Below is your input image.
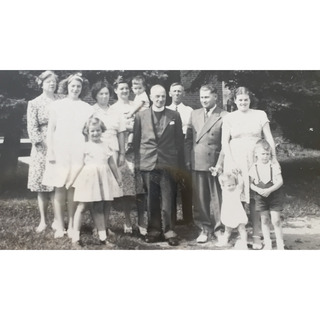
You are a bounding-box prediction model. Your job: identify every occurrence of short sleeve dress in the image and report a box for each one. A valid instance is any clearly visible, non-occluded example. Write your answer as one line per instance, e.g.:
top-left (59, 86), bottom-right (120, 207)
top-left (109, 101), bottom-right (144, 195)
top-left (222, 109), bottom-right (269, 203)
top-left (27, 93), bottom-right (61, 192)
top-left (73, 141), bottom-right (122, 202)
top-left (92, 104), bottom-right (126, 158)
top-left (42, 98), bottom-right (93, 188)
top-left (92, 103), bottom-right (125, 198)
top-left (221, 188), bottom-right (248, 229)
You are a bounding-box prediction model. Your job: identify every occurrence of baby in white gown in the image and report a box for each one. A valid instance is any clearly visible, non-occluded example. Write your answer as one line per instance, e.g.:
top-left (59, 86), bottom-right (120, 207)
top-left (216, 172), bottom-right (248, 249)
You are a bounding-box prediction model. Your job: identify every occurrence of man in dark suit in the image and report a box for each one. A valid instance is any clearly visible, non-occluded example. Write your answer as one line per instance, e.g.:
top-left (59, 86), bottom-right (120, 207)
top-left (185, 84), bottom-right (228, 243)
top-left (133, 84), bottom-right (184, 246)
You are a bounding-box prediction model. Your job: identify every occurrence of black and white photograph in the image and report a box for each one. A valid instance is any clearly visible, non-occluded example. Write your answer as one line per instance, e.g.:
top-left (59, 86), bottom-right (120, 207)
top-left (1, 70), bottom-right (319, 250)
top-left (1, 1), bottom-right (319, 320)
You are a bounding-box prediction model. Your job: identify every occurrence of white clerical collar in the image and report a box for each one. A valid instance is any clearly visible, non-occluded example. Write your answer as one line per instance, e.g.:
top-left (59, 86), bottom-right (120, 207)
top-left (152, 105), bottom-right (165, 112)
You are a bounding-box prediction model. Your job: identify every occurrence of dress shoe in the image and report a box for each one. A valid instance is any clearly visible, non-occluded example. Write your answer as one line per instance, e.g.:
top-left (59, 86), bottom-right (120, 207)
top-left (167, 237), bottom-right (179, 246)
top-left (176, 219), bottom-right (194, 226)
top-left (54, 229), bottom-right (65, 239)
top-left (107, 229), bottom-right (117, 243)
top-left (145, 234), bottom-right (163, 243)
top-left (36, 223), bottom-right (47, 233)
top-left (215, 234), bottom-right (229, 247)
top-left (138, 225), bottom-right (147, 236)
top-left (196, 231), bottom-right (209, 243)
top-left (123, 224), bottom-right (133, 234)
top-left (252, 235), bottom-right (263, 250)
top-left (67, 228), bottom-right (74, 239)
top-left (51, 220), bottom-right (58, 231)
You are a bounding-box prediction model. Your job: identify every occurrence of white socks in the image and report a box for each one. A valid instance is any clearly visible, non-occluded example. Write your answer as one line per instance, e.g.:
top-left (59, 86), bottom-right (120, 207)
top-left (72, 231), bottom-right (80, 243)
top-left (98, 230), bottom-right (107, 241)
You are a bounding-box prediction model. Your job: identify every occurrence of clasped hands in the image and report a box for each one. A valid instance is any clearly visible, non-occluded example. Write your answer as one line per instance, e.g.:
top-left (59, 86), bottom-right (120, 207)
top-left (254, 187), bottom-right (272, 198)
top-left (209, 166), bottom-right (223, 176)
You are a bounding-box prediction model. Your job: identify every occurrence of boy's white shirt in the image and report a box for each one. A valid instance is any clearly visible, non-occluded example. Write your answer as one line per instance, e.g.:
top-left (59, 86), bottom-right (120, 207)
top-left (250, 160), bottom-right (282, 184)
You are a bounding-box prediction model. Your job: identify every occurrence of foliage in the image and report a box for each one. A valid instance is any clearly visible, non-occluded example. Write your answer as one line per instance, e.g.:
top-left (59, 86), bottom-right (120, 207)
top-left (190, 71), bottom-right (320, 149)
top-left (83, 70), bottom-right (178, 93)
top-left (0, 70), bottom-right (177, 115)
top-left (2, 70), bottom-right (320, 148)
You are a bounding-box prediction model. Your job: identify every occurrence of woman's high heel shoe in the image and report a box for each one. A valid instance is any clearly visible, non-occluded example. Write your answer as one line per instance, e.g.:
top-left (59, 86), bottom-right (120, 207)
top-left (138, 225), bottom-right (147, 236)
top-left (124, 224), bottom-right (133, 234)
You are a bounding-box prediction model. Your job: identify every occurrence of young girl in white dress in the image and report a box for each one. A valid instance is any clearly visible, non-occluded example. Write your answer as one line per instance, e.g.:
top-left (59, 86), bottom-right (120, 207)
top-left (70, 117), bottom-right (122, 246)
top-left (215, 172), bottom-right (248, 249)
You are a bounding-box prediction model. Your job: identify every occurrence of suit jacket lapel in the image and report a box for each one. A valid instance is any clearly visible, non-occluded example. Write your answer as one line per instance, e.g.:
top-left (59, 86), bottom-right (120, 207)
top-left (161, 109), bottom-right (172, 134)
top-left (157, 109), bottom-right (172, 138)
top-left (149, 109), bottom-right (159, 143)
top-left (196, 108), bottom-right (222, 143)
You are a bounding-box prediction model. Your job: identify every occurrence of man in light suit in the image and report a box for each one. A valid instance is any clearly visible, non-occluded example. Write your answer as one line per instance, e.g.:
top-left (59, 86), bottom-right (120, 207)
top-left (133, 85), bottom-right (184, 246)
top-left (185, 84), bottom-right (228, 243)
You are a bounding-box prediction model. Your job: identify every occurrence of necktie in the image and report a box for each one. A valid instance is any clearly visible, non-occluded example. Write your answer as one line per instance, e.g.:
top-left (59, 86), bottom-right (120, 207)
top-left (205, 108), bottom-right (210, 120)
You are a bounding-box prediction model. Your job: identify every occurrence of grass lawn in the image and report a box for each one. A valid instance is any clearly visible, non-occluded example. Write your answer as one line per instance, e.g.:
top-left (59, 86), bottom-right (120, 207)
top-left (1, 146), bottom-right (320, 250)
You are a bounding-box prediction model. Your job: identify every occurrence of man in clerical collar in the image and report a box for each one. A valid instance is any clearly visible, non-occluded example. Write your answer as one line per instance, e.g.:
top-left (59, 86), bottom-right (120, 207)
top-left (133, 85), bottom-right (184, 246)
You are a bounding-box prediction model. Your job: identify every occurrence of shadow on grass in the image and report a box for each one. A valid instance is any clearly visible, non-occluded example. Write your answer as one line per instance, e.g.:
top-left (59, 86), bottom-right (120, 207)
top-left (280, 157), bottom-right (320, 217)
top-left (0, 161), bottom-right (33, 199)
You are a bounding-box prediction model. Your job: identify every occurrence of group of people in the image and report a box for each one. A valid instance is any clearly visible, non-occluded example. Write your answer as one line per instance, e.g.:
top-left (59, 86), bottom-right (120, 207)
top-left (27, 71), bottom-right (285, 249)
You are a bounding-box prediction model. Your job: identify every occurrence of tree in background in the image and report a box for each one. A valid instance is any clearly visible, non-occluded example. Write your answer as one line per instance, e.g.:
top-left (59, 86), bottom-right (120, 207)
top-left (0, 71), bottom-right (35, 189)
top-left (83, 70), bottom-right (180, 104)
top-left (0, 70), bottom-right (180, 189)
top-left (190, 70), bottom-right (320, 149)
top-left (2, 69), bottom-right (319, 191)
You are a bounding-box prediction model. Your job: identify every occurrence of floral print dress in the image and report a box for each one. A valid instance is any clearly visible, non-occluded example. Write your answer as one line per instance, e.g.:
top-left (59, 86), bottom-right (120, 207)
top-left (27, 94), bottom-right (60, 192)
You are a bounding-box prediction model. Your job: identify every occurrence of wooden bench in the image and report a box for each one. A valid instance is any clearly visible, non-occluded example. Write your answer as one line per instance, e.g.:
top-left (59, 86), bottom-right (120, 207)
top-left (0, 137), bottom-right (32, 157)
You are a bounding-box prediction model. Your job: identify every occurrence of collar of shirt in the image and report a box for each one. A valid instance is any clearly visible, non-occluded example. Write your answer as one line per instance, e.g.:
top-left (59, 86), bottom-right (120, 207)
top-left (205, 104), bottom-right (217, 117)
top-left (152, 105), bottom-right (165, 112)
top-left (167, 102), bottom-right (184, 111)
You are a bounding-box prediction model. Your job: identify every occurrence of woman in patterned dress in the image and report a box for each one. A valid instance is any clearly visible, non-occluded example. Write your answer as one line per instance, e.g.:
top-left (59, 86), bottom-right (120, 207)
top-left (109, 76), bottom-right (147, 235)
top-left (43, 73), bottom-right (93, 238)
top-left (222, 86), bottom-right (277, 249)
top-left (27, 71), bottom-right (60, 233)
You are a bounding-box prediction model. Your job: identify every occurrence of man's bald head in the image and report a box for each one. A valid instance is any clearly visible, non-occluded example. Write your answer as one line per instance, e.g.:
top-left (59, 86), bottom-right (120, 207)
top-left (150, 85), bottom-right (167, 109)
top-left (150, 84), bottom-right (166, 96)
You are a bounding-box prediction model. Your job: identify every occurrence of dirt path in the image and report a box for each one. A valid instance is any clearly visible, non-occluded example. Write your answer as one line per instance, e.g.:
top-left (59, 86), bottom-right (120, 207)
top-left (104, 215), bottom-right (320, 250)
top-left (282, 216), bottom-right (320, 250)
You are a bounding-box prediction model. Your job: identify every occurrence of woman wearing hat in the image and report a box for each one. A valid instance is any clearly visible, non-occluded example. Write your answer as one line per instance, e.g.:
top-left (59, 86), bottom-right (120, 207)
top-left (43, 73), bottom-right (93, 238)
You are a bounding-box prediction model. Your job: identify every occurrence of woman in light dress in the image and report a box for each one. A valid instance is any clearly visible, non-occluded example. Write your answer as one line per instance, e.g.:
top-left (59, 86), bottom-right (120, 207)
top-left (43, 73), bottom-right (93, 238)
top-left (27, 71), bottom-right (61, 232)
top-left (221, 87), bottom-right (277, 249)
